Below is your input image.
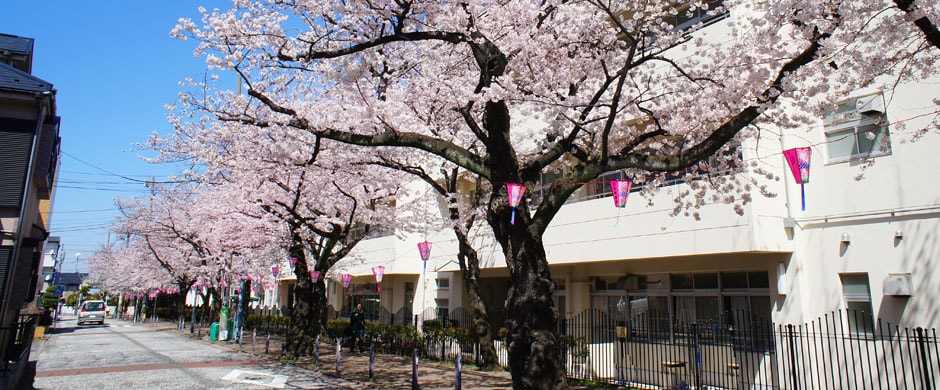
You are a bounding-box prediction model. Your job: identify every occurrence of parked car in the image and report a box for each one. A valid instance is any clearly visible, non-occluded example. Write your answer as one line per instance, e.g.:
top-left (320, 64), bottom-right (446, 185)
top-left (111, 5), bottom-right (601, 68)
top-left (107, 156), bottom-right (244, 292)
top-left (78, 300), bottom-right (106, 325)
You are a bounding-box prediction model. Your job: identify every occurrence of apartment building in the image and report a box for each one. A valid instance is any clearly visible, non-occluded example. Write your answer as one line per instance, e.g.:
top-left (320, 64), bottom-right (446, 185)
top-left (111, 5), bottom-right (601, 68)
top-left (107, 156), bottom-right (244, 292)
top-left (0, 33), bottom-right (60, 389)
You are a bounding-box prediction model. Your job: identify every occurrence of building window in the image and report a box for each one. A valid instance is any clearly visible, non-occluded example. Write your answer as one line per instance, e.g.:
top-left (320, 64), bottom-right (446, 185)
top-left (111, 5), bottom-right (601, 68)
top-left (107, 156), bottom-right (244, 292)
top-left (435, 298), bottom-right (449, 319)
top-left (665, 0), bottom-right (728, 32)
top-left (435, 278), bottom-right (450, 289)
top-left (824, 94), bottom-right (891, 163)
top-left (405, 282), bottom-right (415, 309)
top-left (841, 273), bottom-right (875, 335)
top-left (591, 271), bottom-right (771, 342)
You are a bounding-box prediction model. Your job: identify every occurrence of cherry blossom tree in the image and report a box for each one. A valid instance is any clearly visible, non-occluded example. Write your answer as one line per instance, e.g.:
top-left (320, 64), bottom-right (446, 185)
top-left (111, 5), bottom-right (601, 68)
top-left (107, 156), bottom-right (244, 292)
top-left (97, 182), bottom-right (284, 324)
top-left (150, 112), bottom-right (401, 358)
top-left (173, 1), bottom-right (939, 387)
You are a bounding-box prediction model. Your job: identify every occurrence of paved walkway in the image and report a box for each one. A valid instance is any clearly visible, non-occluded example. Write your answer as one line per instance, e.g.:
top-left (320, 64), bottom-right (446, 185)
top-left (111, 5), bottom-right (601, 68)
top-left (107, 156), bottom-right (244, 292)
top-left (138, 319), bottom-right (516, 389)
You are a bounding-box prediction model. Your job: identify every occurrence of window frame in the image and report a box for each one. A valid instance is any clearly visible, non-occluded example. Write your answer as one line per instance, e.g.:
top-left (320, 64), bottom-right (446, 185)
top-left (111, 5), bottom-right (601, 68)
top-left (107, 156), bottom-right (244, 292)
top-left (840, 273), bottom-right (875, 336)
top-left (823, 94), bottom-right (892, 163)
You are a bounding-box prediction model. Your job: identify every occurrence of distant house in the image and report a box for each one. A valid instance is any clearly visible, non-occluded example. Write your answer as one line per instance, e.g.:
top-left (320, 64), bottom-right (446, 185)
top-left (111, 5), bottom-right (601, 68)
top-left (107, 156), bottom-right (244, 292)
top-left (0, 32), bottom-right (61, 390)
top-left (56, 272), bottom-right (87, 293)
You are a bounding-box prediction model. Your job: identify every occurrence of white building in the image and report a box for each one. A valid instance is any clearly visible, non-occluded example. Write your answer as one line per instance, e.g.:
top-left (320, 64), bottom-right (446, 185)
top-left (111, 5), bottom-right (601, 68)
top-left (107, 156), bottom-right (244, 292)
top-left (264, 4), bottom-right (939, 387)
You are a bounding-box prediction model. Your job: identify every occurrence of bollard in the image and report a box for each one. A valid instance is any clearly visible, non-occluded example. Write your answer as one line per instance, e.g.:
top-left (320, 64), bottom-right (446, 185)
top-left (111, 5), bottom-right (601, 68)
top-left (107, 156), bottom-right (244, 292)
top-left (314, 334), bottom-right (320, 367)
top-left (336, 339), bottom-right (342, 373)
top-left (455, 348), bottom-right (462, 390)
top-left (412, 346), bottom-right (420, 390)
top-left (265, 328), bottom-right (270, 354)
top-left (412, 314), bottom-right (419, 390)
top-left (369, 341), bottom-right (375, 380)
top-left (252, 328), bottom-right (256, 353)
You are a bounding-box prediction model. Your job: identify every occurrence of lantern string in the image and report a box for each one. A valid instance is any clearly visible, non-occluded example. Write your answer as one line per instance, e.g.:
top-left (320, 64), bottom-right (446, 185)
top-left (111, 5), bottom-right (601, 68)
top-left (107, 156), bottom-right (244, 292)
top-left (481, 108), bottom-right (938, 191)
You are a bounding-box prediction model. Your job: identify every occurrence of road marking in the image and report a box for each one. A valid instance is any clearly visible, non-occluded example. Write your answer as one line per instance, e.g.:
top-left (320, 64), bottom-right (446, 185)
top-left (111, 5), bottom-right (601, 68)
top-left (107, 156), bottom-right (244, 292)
top-left (221, 369), bottom-right (288, 388)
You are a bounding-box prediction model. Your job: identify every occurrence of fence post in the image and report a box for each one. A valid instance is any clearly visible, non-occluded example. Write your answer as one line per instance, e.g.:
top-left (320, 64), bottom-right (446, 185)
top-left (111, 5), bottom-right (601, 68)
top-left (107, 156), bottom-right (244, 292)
top-left (787, 324), bottom-right (799, 389)
top-left (916, 327), bottom-right (932, 389)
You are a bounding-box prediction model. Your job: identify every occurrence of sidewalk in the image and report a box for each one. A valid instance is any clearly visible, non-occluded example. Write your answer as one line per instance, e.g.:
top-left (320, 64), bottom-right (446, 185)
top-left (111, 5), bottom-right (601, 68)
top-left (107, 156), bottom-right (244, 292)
top-left (142, 319), bottom-right (516, 389)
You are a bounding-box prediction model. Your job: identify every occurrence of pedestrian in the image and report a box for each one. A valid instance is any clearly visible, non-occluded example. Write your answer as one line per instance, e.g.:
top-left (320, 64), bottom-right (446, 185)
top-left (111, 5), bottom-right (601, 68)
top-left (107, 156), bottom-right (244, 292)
top-left (349, 303), bottom-right (365, 353)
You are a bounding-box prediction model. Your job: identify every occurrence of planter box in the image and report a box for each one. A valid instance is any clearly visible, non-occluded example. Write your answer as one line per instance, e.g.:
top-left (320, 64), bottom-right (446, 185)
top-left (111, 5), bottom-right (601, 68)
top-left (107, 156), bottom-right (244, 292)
top-left (34, 326), bottom-right (46, 339)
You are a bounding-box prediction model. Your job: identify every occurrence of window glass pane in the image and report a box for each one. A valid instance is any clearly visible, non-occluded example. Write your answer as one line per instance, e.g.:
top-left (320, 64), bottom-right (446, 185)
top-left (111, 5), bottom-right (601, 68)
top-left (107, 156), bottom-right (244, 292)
top-left (841, 274), bottom-right (871, 297)
top-left (675, 296), bottom-right (695, 323)
top-left (721, 272), bottom-right (748, 289)
top-left (694, 273), bottom-right (719, 289)
top-left (856, 123), bottom-right (881, 155)
top-left (872, 125), bottom-right (891, 154)
top-left (748, 272), bottom-right (769, 289)
top-left (827, 128), bottom-right (857, 159)
top-left (671, 273), bottom-right (694, 290)
top-left (749, 296), bottom-right (772, 323)
top-left (695, 296), bottom-right (721, 323)
top-left (846, 300), bottom-right (875, 334)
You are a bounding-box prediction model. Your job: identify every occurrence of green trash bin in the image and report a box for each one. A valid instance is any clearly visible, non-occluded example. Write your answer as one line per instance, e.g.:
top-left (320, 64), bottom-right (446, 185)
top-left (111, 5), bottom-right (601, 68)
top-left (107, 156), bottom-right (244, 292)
top-left (209, 322), bottom-right (219, 341)
top-left (226, 319), bottom-right (235, 341)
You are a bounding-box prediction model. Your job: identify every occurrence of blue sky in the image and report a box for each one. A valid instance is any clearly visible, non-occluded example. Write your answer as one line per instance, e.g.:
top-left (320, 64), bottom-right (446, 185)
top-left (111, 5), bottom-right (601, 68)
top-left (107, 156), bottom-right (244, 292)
top-left (6, 2), bottom-right (230, 272)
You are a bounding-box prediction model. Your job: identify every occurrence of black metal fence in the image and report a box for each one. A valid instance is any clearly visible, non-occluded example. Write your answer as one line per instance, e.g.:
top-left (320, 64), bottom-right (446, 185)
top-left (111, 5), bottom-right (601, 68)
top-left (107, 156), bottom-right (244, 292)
top-left (317, 307), bottom-right (936, 389)
top-left (234, 305), bottom-right (939, 389)
top-left (778, 311), bottom-right (940, 389)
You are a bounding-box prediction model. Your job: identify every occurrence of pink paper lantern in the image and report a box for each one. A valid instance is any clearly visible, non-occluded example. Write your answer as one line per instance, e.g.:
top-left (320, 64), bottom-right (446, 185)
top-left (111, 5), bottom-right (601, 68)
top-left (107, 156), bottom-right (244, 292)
top-left (372, 265), bottom-right (386, 293)
top-left (310, 270), bottom-right (321, 292)
top-left (506, 183), bottom-right (526, 225)
top-left (289, 257), bottom-right (297, 269)
top-left (610, 180), bottom-right (633, 208)
top-left (341, 273), bottom-right (353, 288)
top-left (783, 147), bottom-right (811, 211)
top-left (417, 241), bottom-right (432, 273)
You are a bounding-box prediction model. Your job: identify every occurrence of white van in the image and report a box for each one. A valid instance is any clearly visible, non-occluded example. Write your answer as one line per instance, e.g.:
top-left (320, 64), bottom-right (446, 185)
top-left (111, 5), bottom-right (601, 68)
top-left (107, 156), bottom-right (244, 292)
top-left (78, 300), bottom-right (106, 325)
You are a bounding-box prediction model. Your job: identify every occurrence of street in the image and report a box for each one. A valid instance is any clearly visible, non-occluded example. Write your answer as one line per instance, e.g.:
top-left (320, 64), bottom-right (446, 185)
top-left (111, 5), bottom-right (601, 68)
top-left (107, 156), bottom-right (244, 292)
top-left (30, 315), bottom-right (358, 389)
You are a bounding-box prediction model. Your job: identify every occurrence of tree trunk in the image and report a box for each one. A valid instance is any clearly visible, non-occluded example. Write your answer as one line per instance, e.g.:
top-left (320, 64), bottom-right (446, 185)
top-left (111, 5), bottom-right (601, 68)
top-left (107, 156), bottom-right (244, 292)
top-left (454, 229), bottom-right (501, 371)
top-left (483, 97), bottom-right (568, 388)
top-left (281, 245), bottom-right (319, 359)
top-left (499, 230), bottom-right (566, 389)
top-left (463, 267), bottom-right (501, 371)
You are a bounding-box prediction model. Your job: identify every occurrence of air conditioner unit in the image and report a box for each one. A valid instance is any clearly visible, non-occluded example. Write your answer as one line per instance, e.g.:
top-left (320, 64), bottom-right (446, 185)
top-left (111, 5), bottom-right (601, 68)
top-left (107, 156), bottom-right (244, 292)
top-left (883, 273), bottom-right (913, 296)
top-left (856, 95), bottom-right (885, 115)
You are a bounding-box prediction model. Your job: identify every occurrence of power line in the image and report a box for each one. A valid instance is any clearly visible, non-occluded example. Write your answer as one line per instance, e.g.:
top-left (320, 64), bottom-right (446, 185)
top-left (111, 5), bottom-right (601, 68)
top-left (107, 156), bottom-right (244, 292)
top-left (61, 151), bottom-right (197, 185)
top-left (42, 208), bottom-right (119, 214)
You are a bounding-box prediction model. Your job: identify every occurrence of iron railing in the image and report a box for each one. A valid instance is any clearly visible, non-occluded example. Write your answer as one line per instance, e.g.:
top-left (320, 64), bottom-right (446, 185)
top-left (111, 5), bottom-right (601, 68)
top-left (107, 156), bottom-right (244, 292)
top-left (0, 313), bottom-right (37, 373)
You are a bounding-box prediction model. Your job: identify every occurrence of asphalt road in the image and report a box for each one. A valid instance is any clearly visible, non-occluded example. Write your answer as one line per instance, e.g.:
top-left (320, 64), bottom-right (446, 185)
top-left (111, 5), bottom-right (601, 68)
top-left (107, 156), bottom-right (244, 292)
top-left (30, 314), bottom-right (359, 389)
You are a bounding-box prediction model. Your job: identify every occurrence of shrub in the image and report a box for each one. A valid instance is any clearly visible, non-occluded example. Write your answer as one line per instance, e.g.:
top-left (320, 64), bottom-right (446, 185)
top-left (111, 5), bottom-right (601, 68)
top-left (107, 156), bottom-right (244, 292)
top-left (38, 310), bottom-right (53, 327)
